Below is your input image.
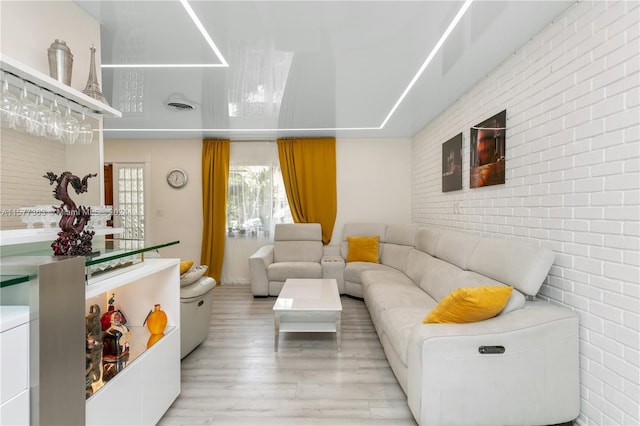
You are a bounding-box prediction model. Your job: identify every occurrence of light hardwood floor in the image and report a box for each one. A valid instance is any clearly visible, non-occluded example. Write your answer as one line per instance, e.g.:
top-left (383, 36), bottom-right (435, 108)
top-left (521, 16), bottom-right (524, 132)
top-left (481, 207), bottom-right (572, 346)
top-left (159, 284), bottom-right (418, 426)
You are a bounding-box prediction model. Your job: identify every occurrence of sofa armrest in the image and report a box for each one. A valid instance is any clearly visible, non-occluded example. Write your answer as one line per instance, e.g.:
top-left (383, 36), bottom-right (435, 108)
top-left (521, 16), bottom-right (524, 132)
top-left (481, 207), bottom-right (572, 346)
top-left (249, 245), bottom-right (274, 296)
top-left (321, 255), bottom-right (345, 293)
top-left (407, 302), bottom-right (580, 426)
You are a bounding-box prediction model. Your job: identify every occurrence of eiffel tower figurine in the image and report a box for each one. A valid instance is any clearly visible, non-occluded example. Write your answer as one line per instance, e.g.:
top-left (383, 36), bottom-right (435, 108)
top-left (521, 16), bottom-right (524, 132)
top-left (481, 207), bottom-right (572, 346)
top-left (83, 44), bottom-right (109, 106)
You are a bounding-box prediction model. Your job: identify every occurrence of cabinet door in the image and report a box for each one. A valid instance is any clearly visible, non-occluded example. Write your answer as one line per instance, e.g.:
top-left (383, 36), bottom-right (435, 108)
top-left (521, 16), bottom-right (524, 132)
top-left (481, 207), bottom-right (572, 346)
top-left (0, 323), bottom-right (29, 405)
top-left (141, 329), bottom-right (180, 425)
top-left (86, 362), bottom-right (142, 425)
top-left (0, 390), bottom-right (29, 426)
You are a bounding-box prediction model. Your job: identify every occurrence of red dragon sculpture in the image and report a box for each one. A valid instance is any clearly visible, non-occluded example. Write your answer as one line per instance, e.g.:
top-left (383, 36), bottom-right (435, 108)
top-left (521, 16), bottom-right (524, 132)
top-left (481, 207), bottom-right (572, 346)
top-left (44, 171), bottom-right (97, 256)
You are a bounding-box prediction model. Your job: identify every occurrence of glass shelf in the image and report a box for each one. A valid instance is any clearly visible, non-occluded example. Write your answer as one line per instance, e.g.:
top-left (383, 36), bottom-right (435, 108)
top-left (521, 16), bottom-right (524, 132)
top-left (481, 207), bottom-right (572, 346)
top-left (86, 239), bottom-right (179, 282)
top-left (0, 239), bottom-right (179, 284)
top-left (0, 274), bottom-right (31, 288)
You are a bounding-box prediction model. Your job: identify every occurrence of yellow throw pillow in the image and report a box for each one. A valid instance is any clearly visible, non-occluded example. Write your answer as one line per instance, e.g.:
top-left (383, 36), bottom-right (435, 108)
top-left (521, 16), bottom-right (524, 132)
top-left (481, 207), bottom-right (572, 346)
top-left (346, 236), bottom-right (379, 263)
top-left (423, 286), bottom-right (513, 324)
top-left (180, 260), bottom-right (194, 275)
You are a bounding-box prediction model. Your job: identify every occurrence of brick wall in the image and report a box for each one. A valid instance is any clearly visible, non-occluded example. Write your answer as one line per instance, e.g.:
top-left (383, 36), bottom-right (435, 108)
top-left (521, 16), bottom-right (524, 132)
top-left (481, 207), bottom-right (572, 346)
top-left (412, 1), bottom-right (639, 425)
top-left (0, 128), bottom-right (66, 229)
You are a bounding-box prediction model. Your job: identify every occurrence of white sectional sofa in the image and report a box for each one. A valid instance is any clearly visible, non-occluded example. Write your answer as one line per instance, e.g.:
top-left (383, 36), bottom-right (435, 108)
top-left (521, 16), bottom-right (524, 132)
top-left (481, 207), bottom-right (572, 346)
top-left (250, 222), bottom-right (580, 425)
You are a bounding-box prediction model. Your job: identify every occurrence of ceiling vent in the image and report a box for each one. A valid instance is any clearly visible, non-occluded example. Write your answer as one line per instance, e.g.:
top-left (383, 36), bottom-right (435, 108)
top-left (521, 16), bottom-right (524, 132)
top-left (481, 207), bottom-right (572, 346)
top-left (165, 93), bottom-right (198, 112)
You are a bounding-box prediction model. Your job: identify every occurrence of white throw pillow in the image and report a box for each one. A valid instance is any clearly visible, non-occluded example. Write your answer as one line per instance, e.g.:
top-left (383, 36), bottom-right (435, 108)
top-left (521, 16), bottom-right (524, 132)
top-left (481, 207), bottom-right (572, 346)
top-left (180, 265), bottom-right (208, 287)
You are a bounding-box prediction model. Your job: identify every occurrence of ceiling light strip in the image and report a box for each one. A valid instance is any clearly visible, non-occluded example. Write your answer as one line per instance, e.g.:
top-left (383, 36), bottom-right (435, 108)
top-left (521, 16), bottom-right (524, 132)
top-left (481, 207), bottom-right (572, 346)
top-left (179, 0), bottom-right (228, 67)
top-left (379, 0), bottom-right (474, 129)
top-left (104, 127), bottom-right (380, 133)
top-left (102, 64), bottom-right (227, 69)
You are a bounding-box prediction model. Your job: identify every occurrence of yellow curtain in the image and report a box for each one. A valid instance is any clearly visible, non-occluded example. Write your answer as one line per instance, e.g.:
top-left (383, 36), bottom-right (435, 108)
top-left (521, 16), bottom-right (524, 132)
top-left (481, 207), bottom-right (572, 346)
top-left (277, 137), bottom-right (337, 244)
top-left (201, 139), bottom-right (230, 283)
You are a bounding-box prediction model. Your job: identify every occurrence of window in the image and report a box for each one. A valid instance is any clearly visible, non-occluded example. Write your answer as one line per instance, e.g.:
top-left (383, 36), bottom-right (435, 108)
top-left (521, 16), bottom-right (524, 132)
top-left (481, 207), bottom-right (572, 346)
top-left (113, 163), bottom-right (145, 240)
top-left (226, 142), bottom-right (292, 239)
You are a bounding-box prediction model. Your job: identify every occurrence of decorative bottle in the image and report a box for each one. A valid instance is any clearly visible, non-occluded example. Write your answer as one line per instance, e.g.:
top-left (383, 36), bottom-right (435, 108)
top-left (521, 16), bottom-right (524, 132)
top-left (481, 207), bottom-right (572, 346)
top-left (102, 311), bottom-right (130, 362)
top-left (146, 304), bottom-right (168, 335)
top-left (145, 304), bottom-right (167, 348)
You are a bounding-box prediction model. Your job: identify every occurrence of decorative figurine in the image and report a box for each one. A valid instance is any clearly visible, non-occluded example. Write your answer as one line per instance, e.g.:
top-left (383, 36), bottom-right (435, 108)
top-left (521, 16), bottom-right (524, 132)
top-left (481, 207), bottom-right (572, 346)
top-left (85, 304), bottom-right (103, 397)
top-left (82, 45), bottom-right (109, 105)
top-left (44, 171), bottom-right (97, 256)
top-left (102, 311), bottom-right (130, 363)
top-left (100, 293), bottom-right (127, 331)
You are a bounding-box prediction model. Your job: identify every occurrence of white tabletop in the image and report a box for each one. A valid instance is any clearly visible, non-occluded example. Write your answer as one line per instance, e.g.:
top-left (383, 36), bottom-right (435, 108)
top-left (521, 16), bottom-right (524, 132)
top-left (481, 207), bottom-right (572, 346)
top-left (273, 279), bottom-right (341, 312)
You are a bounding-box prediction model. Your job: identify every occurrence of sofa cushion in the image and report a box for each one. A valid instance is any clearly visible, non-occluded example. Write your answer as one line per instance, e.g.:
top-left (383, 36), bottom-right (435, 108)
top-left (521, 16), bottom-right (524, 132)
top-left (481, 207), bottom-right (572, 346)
top-left (415, 227), bottom-right (440, 256)
top-left (180, 260), bottom-right (194, 274)
top-left (361, 268), bottom-right (416, 295)
top-left (418, 256), bottom-right (464, 302)
top-left (381, 243), bottom-right (413, 271)
top-left (403, 249), bottom-right (432, 284)
top-left (456, 271), bottom-right (526, 315)
top-left (274, 223), bottom-right (322, 241)
top-left (434, 229), bottom-right (480, 269)
top-left (267, 262), bottom-right (323, 281)
top-left (273, 241), bottom-right (323, 262)
top-left (423, 286), bottom-right (513, 324)
top-left (380, 305), bottom-right (435, 365)
top-left (385, 223), bottom-right (418, 246)
top-left (467, 237), bottom-right (555, 297)
top-left (347, 236), bottom-right (380, 263)
top-left (344, 261), bottom-right (394, 285)
top-left (341, 223), bottom-right (387, 258)
top-left (180, 265), bottom-right (208, 287)
top-left (365, 281), bottom-right (436, 327)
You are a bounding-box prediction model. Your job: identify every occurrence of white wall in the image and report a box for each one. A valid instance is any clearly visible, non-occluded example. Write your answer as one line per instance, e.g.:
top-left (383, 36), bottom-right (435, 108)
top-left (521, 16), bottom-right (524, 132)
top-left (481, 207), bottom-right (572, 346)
top-left (105, 137), bottom-right (412, 281)
top-left (104, 139), bottom-right (203, 262)
top-left (411, 2), bottom-right (639, 425)
top-left (0, 0), bottom-right (102, 93)
top-left (332, 138), bottom-right (412, 244)
top-left (0, 1), bottom-right (103, 230)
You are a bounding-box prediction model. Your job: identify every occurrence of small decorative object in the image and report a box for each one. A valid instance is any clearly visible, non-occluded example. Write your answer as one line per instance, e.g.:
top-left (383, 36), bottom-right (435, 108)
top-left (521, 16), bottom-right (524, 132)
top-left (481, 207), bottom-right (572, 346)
top-left (442, 133), bottom-right (463, 192)
top-left (145, 304), bottom-right (168, 335)
top-left (82, 44), bottom-right (109, 105)
top-left (103, 311), bottom-right (130, 362)
top-left (166, 168), bottom-right (188, 188)
top-left (470, 110), bottom-right (507, 188)
top-left (102, 354), bottom-right (128, 382)
top-left (100, 293), bottom-right (127, 331)
top-left (44, 171), bottom-right (97, 256)
top-left (85, 304), bottom-right (103, 397)
top-left (47, 39), bottom-right (73, 86)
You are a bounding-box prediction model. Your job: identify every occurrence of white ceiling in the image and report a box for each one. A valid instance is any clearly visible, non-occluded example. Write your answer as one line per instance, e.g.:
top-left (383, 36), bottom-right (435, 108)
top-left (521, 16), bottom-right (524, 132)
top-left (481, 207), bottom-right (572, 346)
top-left (75, 0), bottom-right (573, 140)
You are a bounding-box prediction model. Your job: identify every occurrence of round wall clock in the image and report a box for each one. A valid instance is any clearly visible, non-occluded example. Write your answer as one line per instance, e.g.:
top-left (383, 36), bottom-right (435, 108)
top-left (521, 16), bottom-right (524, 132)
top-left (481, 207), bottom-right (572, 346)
top-left (167, 168), bottom-right (188, 188)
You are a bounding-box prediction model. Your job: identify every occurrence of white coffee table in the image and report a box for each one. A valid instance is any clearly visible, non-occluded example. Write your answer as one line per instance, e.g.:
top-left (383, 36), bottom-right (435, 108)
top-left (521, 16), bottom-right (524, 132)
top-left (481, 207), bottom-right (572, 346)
top-left (272, 278), bottom-right (342, 352)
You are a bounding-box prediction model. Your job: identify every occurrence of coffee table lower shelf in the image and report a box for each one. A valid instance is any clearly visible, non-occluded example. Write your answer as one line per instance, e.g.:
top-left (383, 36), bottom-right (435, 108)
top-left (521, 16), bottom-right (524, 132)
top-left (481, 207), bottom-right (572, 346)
top-left (274, 312), bottom-right (342, 352)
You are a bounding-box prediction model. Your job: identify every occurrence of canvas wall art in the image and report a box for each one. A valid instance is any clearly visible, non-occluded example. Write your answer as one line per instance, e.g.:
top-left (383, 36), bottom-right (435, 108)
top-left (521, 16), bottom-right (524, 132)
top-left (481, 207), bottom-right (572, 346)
top-left (442, 133), bottom-right (463, 192)
top-left (470, 109), bottom-right (506, 188)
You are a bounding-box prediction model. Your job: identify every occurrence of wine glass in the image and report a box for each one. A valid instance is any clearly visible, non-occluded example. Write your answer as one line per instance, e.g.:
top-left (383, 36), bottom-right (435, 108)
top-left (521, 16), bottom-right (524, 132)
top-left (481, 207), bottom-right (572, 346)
top-left (60, 102), bottom-right (78, 144)
top-left (0, 72), bottom-right (18, 128)
top-left (31, 89), bottom-right (52, 137)
top-left (76, 107), bottom-right (93, 144)
top-left (45, 96), bottom-right (62, 141)
top-left (14, 82), bottom-right (36, 133)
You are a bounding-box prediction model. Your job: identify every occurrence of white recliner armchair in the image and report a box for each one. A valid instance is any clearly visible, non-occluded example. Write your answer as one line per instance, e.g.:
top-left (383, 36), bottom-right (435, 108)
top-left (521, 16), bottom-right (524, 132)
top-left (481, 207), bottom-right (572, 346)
top-left (249, 223), bottom-right (323, 296)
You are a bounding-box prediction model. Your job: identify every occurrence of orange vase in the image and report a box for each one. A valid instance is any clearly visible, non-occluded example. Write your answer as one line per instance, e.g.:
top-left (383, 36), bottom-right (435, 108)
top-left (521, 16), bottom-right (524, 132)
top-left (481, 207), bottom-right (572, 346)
top-left (146, 304), bottom-right (167, 335)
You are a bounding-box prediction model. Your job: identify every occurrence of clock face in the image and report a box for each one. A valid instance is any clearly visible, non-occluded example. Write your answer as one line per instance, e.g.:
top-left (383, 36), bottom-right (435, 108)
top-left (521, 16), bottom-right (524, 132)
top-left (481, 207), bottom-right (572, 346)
top-left (167, 169), bottom-right (188, 188)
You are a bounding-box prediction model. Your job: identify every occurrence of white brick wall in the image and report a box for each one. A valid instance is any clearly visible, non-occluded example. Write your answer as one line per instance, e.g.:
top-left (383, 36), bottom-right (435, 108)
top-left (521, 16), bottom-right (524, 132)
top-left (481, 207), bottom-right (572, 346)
top-left (412, 1), bottom-right (639, 425)
top-left (0, 128), bottom-right (66, 229)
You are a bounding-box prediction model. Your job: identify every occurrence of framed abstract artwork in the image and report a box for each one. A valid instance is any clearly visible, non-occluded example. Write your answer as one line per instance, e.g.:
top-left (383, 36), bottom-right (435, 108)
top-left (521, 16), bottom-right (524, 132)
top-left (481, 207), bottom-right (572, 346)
top-left (442, 133), bottom-right (463, 192)
top-left (470, 109), bottom-right (506, 188)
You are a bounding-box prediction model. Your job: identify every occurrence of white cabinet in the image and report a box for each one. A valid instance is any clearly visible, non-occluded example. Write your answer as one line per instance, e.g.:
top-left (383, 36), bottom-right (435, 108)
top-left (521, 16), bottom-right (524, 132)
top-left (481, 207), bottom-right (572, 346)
top-left (85, 258), bottom-right (180, 426)
top-left (0, 306), bottom-right (29, 426)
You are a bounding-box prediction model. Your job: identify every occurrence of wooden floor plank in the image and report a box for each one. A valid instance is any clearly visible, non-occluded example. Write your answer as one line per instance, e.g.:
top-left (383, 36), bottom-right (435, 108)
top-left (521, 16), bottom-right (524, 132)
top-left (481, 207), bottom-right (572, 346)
top-left (159, 284), bottom-right (417, 425)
